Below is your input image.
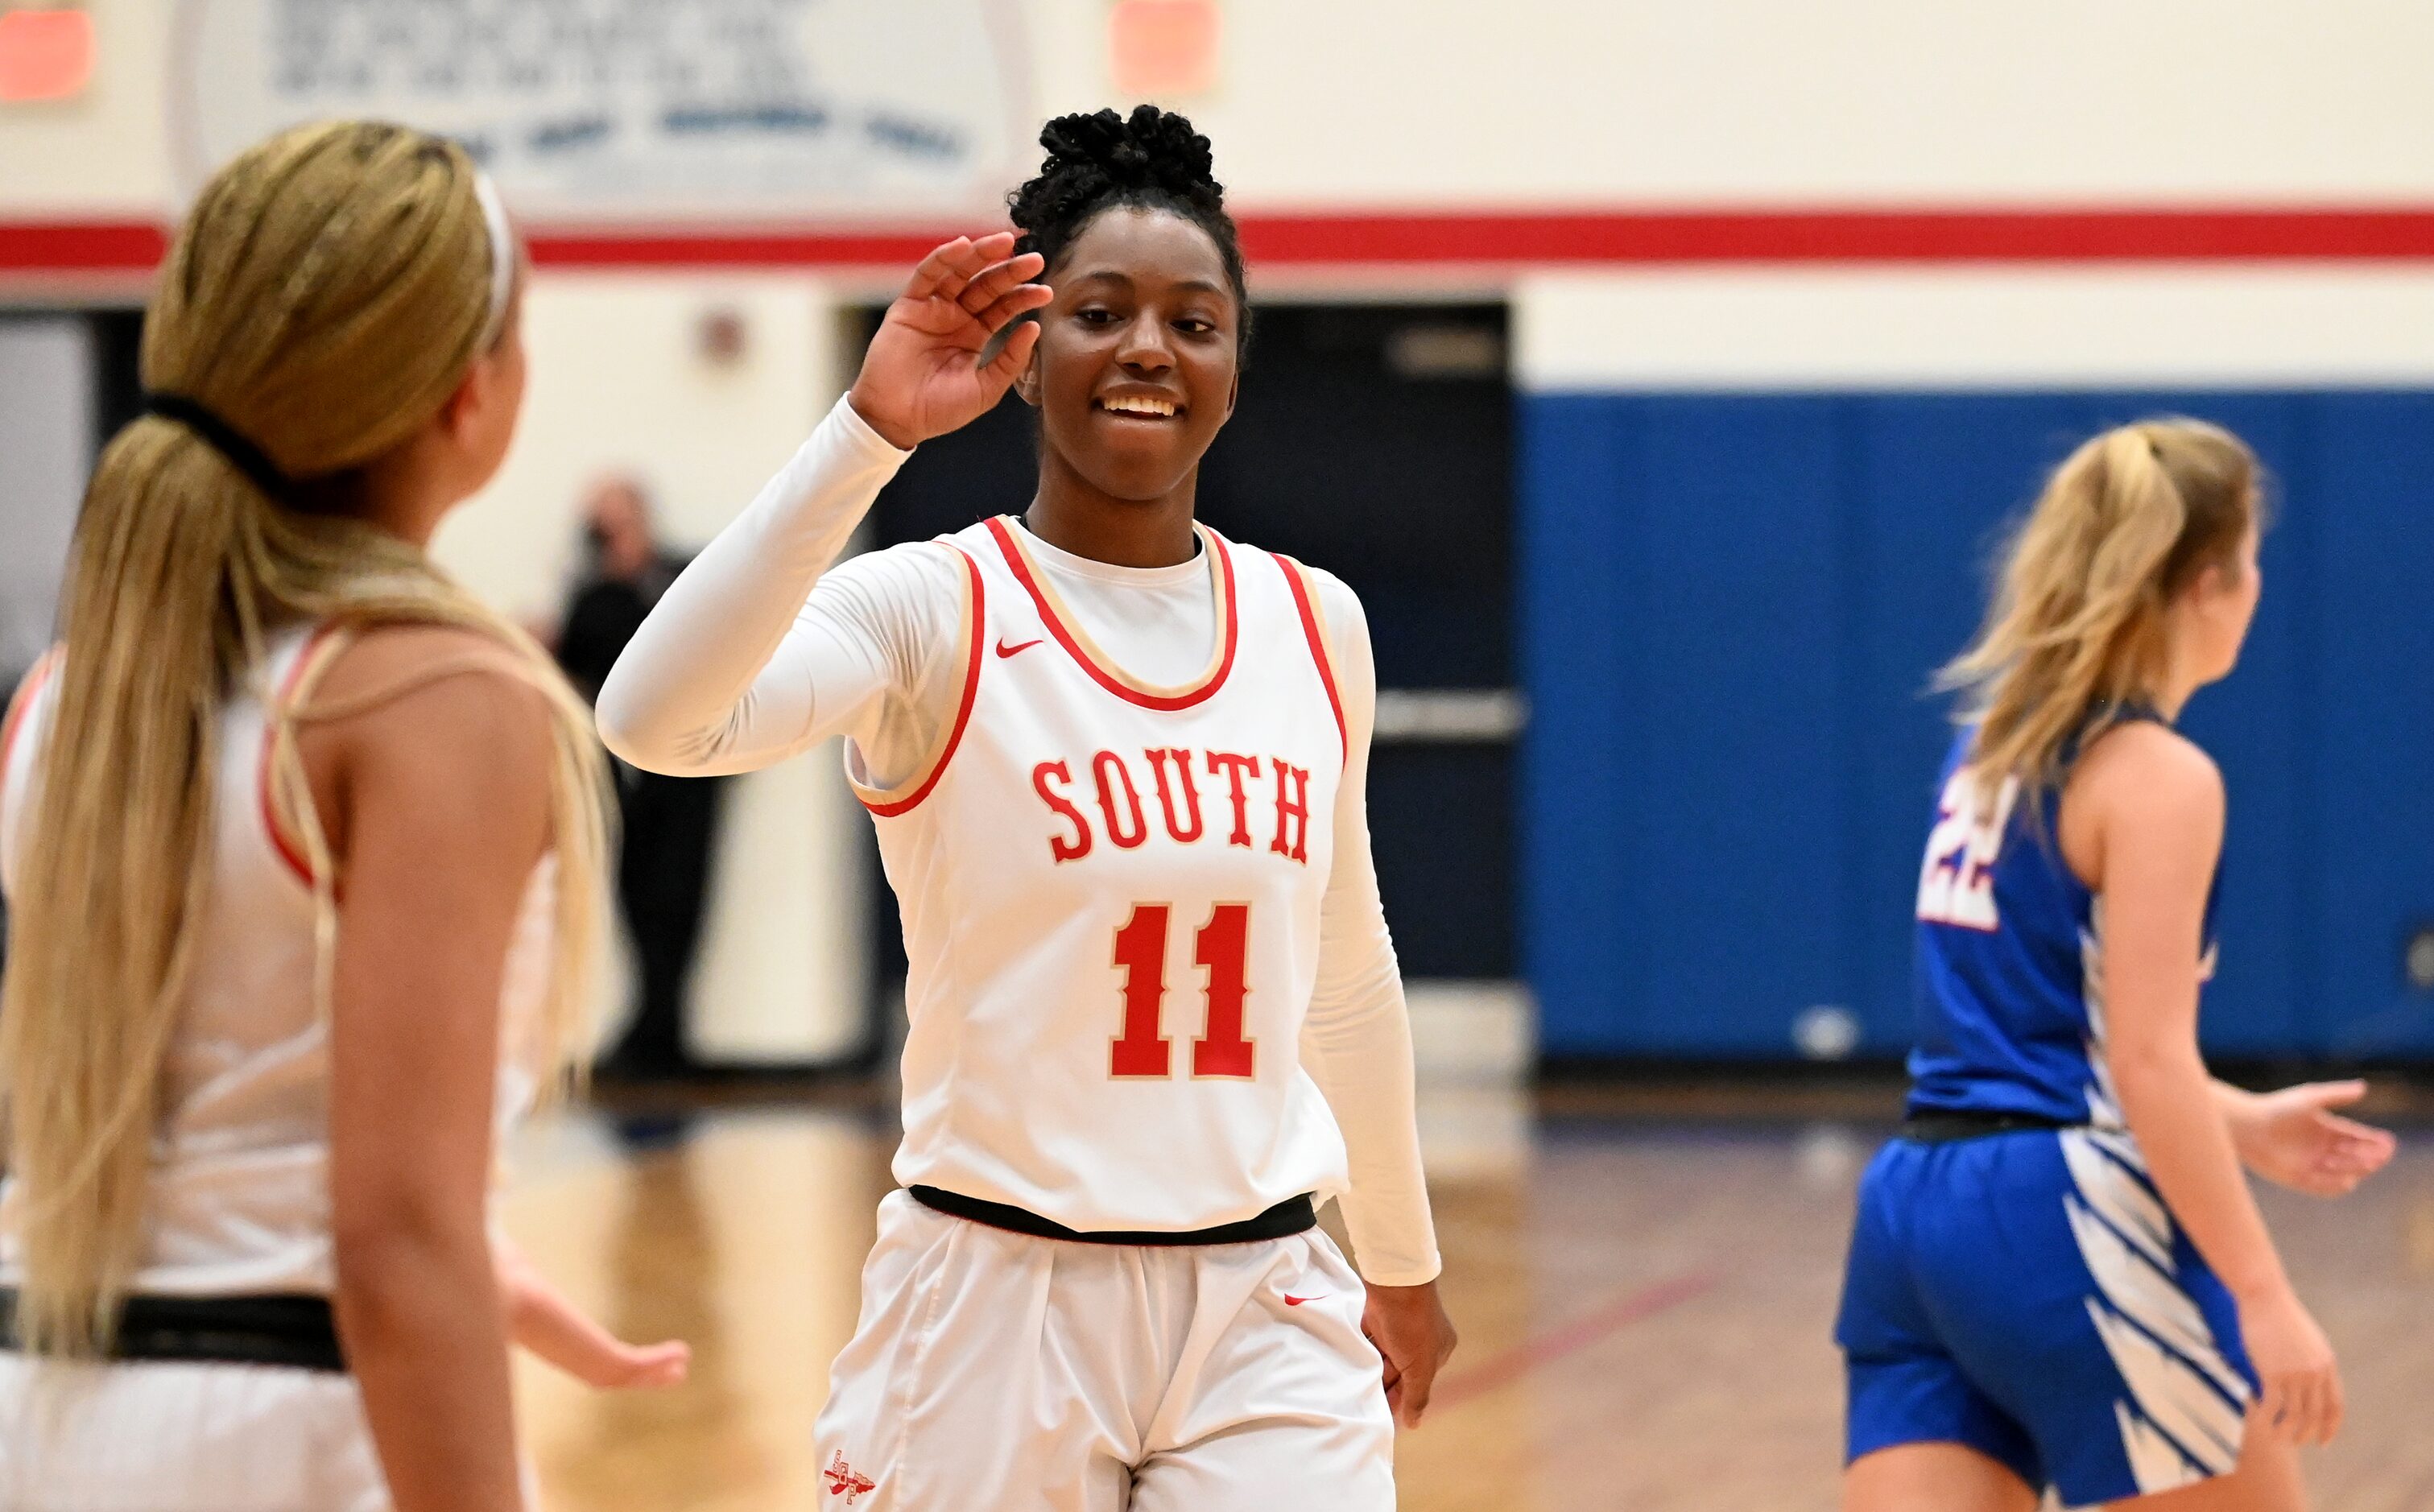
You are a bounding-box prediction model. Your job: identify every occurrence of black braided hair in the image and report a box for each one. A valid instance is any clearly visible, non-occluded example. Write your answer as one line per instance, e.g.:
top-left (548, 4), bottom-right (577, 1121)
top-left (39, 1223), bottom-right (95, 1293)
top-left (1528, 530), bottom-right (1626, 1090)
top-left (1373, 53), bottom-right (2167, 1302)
top-left (1006, 105), bottom-right (1250, 357)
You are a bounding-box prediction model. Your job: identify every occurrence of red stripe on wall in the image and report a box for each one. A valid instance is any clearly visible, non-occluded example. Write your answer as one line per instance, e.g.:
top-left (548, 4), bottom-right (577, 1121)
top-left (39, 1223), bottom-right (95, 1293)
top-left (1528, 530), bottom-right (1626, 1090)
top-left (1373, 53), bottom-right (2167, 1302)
top-left (526, 227), bottom-right (975, 269)
top-left (1238, 207), bottom-right (2434, 265)
top-left (0, 220), bottom-right (170, 271)
top-left (14, 207), bottom-right (2434, 275)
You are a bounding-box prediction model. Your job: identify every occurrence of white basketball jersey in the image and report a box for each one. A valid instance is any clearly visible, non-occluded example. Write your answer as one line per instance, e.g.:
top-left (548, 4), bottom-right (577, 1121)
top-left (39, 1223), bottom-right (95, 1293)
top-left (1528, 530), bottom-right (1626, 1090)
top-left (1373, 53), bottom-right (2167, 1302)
top-left (0, 625), bottom-right (556, 1295)
top-left (851, 517), bottom-right (1353, 1233)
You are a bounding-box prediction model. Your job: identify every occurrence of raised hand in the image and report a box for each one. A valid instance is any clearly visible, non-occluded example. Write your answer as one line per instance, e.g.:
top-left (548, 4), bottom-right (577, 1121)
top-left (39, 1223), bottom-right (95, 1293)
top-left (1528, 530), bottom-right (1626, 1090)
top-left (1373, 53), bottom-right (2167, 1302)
top-left (846, 232), bottom-right (1053, 451)
top-left (2225, 1080), bottom-right (2398, 1198)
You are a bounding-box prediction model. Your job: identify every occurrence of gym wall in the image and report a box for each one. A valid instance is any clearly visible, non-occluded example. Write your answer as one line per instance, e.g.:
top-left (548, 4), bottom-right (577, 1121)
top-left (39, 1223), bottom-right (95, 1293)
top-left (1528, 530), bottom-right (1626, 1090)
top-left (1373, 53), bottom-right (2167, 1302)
top-left (6, 0), bottom-right (2432, 1064)
top-left (1516, 273), bottom-right (2434, 1060)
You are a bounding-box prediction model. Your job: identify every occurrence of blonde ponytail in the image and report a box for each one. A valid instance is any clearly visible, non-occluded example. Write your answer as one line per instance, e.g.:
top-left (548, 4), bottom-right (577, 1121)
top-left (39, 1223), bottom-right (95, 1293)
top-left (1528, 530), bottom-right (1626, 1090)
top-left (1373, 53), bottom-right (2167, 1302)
top-left (1941, 418), bottom-right (2261, 802)
top-left (0, 121), bottom-right (608, 1357)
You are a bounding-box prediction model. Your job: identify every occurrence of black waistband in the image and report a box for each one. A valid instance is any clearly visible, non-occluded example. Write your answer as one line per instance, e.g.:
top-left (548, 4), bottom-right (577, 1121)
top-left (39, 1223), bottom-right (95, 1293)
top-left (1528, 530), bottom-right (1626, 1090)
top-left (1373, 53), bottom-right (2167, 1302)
top-left (909, 1186), bottom-right (1317, 1246)
top-left (1900, 1109), bottom-right (2085, 1143)
top-left (0, 1290), bottom-right (346, 1373)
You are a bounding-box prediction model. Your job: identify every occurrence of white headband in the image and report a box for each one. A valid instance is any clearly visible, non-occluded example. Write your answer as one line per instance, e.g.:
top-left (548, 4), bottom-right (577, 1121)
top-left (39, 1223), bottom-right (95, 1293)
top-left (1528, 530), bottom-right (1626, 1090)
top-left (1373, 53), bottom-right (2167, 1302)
top-left (472, 171), bottom-right (516, 345)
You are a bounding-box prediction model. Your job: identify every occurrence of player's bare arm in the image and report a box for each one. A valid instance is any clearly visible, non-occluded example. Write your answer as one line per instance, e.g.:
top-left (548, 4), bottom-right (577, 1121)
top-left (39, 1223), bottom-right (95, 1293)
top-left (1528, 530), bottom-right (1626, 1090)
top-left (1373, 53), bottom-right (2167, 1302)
top-left (317, 630), bottom-right (553, 1512)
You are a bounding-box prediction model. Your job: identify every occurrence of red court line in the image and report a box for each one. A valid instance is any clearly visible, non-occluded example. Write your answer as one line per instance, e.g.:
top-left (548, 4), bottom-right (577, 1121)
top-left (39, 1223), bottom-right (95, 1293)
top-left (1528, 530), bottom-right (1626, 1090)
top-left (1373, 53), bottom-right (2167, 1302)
top-left (1428, 1270), bottom-right (1719, 1411)
top-left (15, 207), bottom-right (2434, 275)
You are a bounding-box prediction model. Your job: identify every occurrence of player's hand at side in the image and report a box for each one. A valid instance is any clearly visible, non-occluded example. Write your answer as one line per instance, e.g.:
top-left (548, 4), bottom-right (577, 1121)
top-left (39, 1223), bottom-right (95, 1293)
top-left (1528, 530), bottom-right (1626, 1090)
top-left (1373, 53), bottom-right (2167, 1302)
top-left (1362, 1279), bottom-right (1457, 1429)
top-left (2238, 1283), bottom-right (2342, 1447)
top-left (847, 232), bottom-right (1052, 450)
top-left (2225, 1080), bottom-right (2397, 1198)
top-left (572, 1336), bottom-right (692, 1392)
top-left (496, 1236), bottom-right (692, 1392)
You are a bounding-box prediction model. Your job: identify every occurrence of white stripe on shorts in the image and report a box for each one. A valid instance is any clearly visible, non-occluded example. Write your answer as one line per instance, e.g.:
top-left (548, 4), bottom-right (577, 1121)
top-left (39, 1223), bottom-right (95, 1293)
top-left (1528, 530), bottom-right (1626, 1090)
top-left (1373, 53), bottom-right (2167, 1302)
top-left (2059, 1128), bottom-right (2252, 1495)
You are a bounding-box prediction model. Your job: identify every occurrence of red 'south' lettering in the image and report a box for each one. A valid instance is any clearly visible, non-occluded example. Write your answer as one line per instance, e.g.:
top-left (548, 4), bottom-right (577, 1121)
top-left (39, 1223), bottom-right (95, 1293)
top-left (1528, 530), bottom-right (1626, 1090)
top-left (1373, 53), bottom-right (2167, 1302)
top-left (1205, 751), bottom-right (1262, 849)
top-left (1146, 746), bottom-right (1206, 843)
top-left (1032, 760), bottom-right (1093, 862)
top-left (1093, 750), bottom-right (1148, 849)
top-left (1269, 758), bottom-right (1312, 865)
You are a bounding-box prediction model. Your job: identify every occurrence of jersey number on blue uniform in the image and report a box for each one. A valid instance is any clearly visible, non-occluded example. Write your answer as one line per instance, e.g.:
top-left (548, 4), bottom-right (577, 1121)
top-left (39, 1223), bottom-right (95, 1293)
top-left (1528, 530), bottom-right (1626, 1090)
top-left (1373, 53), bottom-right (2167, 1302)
top-left (1916, 769), bottom-right (2019, 932)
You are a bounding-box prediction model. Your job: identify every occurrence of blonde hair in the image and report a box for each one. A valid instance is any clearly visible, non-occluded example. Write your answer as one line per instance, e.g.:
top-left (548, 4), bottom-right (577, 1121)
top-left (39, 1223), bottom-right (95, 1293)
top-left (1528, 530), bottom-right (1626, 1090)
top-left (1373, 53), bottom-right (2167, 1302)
top-left (0, 121), bottom-right (608, 1357)
top-left (1941, 417), bottom-right (2262, 801)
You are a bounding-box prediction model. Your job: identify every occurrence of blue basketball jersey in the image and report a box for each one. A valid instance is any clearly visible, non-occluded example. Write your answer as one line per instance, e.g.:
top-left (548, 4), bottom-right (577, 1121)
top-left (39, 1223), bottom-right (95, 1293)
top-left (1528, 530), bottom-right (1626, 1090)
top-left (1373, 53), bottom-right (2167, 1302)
top-left (1904, 722), bottom-right (2220, 1126)
top-left (1849, 718), bottom-right (2251, 1503)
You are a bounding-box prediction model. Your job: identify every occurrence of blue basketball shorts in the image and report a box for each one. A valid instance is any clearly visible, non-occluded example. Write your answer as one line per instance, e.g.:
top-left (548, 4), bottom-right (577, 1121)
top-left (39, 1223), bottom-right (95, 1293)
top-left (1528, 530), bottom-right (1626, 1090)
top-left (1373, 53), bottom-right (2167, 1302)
top-left (1835, 1126), bottom-right (2259, 1506)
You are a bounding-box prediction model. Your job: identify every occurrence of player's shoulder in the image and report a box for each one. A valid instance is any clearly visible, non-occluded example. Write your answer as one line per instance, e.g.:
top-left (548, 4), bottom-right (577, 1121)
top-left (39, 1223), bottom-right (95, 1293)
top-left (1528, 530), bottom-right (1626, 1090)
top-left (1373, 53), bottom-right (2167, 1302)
top-left (1, 644), bottom-right (64, 767)
top-left (1221, 536), bottom-right (1366, 627)
top-left (324, 621), bottom-right (532, 685)
top-left (313, 622), bottom-right (557, 760)
top-left (6, 644), bottom-right (62, 715)
top-left (2069, 716), bottom-right (2223, 831)
top-left (1300, 565), bottom-right (1366, 638)
top-left (814, 538), bottom-right (977, 642)
top-left (835, 533), bottom-right (983, 589)
top-left (1291, 566), bottom-right (1370, 669)
top-left (2077, 715), bottom-right (2219, 787)
top-left (1291, 560), bottom-right (1358, 607)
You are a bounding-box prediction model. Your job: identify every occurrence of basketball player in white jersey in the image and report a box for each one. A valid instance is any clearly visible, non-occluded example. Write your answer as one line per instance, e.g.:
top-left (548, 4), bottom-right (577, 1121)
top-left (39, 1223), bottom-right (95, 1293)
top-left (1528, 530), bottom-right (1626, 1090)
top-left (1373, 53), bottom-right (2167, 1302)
top-left (0, 122), bottom-right (680, 1512)
top-left (598, 105), bottom-right (1455, 1509)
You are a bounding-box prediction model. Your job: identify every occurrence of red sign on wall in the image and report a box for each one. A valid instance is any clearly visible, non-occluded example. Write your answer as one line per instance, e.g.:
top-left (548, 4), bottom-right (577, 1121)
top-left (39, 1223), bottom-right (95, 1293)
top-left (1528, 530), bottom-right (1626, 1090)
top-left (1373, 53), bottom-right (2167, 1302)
top-left (0, 6), bottom-right (93, 103)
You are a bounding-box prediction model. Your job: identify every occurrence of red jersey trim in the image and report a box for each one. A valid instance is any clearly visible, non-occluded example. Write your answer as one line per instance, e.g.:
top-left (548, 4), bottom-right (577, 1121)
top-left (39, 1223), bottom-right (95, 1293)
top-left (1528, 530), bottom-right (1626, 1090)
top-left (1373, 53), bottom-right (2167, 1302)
top-left (983, 515), bottom-right (1239, 712)
top-left (856, 544), bottom-right (986, 818)
top-left (0, 646), bottom-right (60, 782)
top-left (257, 626), bottom-right (346, 888)
top-left (1273, 556), bottom-right (1349, 761)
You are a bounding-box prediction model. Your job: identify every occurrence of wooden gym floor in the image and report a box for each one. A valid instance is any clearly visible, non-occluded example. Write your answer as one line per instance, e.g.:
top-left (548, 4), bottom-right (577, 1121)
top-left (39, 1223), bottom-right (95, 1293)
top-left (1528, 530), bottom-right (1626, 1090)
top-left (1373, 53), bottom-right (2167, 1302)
top-left (502, 1082), bottom-right (2434, 1511)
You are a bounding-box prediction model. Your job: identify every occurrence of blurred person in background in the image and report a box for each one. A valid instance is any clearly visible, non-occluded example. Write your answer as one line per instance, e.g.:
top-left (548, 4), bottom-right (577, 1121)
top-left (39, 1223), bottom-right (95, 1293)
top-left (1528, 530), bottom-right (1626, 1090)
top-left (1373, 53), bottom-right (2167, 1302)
top-left (551, 475), bottom-right (727, 1081)
top-left (1837, 420), bottom-right (2395, 1512)
top-left (0, 121), bottom-right (680, 1512)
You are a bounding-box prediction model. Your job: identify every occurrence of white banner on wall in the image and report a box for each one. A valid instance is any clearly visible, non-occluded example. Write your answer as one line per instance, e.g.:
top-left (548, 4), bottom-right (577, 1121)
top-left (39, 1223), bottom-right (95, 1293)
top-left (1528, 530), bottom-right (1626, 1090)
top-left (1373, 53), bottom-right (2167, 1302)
top-left (169, 0), bottom-right (1032, 221)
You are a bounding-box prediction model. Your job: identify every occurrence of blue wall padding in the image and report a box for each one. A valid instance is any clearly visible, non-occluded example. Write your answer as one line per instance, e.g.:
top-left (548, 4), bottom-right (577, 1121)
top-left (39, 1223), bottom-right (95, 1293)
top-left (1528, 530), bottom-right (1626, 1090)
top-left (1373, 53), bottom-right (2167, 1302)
top-left (1520, 390), bottom-right (2434, 1060)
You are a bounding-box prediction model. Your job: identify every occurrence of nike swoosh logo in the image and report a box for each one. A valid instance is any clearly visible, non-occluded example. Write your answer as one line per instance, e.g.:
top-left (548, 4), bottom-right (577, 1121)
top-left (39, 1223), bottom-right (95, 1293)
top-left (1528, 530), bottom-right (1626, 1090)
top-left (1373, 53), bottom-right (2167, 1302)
top-left (1283, 1294), bottom-right (1324, 1307)
top-left (995, 637), bottom-right (1043, 659)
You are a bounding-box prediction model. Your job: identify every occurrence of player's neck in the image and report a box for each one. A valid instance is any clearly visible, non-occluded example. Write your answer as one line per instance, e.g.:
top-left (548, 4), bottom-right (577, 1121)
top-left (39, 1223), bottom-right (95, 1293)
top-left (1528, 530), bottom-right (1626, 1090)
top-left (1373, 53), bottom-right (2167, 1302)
top-left (2148, 675), bottom-right (2196, 723)
top-left (2150, 628), bottom-right (2212, 722)
top-left (1023, 458), bottom-right (1200, 569)
top-left (350, 435), bottom-right (457, 550)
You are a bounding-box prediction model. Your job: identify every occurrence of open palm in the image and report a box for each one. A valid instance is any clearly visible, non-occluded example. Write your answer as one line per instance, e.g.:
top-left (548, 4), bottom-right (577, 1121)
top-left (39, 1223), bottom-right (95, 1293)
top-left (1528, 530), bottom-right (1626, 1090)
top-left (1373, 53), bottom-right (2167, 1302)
top-left (847, 232), bottom-right (1053, 451)
top-left (2233, 1080), bottom-right (2397, 1197)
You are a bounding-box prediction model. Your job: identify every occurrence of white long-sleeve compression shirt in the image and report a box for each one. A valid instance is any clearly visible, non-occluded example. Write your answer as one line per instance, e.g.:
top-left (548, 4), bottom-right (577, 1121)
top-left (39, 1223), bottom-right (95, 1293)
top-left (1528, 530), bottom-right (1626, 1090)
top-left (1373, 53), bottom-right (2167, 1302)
top-left (597, 395), bottom-right (1440, 1285)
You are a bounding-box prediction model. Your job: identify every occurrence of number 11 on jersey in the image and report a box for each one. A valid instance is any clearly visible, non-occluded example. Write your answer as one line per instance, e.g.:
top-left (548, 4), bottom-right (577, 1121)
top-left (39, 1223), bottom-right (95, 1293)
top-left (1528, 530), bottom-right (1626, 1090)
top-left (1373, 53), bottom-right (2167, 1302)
top-left (1110, 903), bottom-right (1256, 1079)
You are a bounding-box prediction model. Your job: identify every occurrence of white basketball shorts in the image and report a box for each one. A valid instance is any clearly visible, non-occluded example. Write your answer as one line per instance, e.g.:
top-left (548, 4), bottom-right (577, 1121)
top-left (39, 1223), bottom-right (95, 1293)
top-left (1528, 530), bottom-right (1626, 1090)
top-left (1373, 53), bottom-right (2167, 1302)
top-left (811, 1190), bottom-right (1396, 1512)
top-left (0, 1351), bottom-right (391, 1511)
